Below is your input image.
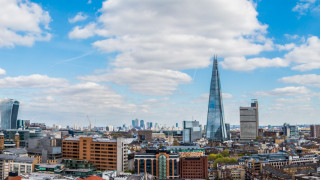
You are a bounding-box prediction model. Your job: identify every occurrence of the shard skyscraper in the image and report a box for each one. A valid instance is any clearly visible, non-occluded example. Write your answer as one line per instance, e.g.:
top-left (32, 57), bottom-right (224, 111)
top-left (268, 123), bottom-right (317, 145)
top-left (206, 56), bottom-right (227, 142)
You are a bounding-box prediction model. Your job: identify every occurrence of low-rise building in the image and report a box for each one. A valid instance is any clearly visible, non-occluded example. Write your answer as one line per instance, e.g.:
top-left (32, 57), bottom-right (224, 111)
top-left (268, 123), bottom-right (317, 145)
top-left (0, 154), bottom-right (36, 179)
top-left (62, 136), bottom-right (129, 173)
top-left (179, 156), bottom-right (208, 179)
top-left (134, 149), bottom-right (180, 179)
top-left (165, 146), bottom-right (204, 157)
top-left (34, 163), bottom-right (64, 174)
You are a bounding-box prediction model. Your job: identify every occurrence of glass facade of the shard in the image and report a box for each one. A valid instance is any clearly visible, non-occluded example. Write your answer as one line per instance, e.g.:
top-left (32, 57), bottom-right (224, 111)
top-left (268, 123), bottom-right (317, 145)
top-left (0, 99), bottom-right (20, 129)
top-left (206, 57), bottom-right (227, 141)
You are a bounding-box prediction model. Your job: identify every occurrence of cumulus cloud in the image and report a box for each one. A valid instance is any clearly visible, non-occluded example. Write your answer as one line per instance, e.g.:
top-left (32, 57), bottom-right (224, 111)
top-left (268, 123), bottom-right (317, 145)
top-left (68, 12), bottom-right (88, 24)
top-left (255, 86), bottom-right (310, 96)
top-left (242, 36), bottom-right (320, 72)
top-left (220, 56), bottom-right (288, 71)
top-left (276, 43), bottom-right (296, 51)
top-left (279, 74), bottom-right (320, 87)
top-left (24, 82), bottom-right (142, 123)
top-left (68, 0), bottom-right (276, 94)
top-left (285, 36), bottom-right (320, 71)
top-left (0, 74), bottom-right (68, 88)
top-left (0, 0), bottom-right (51, 48)
top-left (0, 68), bottom-right (6, 76)
top-left (69, 23), bottom-right (97, 39)
top-left (79, 68), bottom-right (192, 96)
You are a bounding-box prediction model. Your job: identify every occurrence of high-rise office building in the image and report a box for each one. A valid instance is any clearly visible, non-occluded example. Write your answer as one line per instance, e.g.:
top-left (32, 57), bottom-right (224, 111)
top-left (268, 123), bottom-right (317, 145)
top-left (225, 123), bottom-right (231, 140)
top-left (134, 119), bottom-right (139, 128)
top-left (206, 57), bottom-right (227, 141)
top-left (310, 125), bottom-right (320, 138)
top-left (149, 122), bottom-right (153, 129)
top-left (176, 123), bottom-right (179, 128)
top-left (183, 120), bottom-right (202, 144)
top-left (140, 120), bottom-right (145, 129)
top-left (132, 120), bottom-right (135, 128)
top-left (0, 99), bottom-right (20, 129)
top-left (240, 99), bottom-right (259, 140)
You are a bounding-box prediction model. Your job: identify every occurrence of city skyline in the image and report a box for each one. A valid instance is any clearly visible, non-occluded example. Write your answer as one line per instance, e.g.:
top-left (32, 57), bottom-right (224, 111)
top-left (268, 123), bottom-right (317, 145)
top-left (1, 0), bottom-right (320, 127)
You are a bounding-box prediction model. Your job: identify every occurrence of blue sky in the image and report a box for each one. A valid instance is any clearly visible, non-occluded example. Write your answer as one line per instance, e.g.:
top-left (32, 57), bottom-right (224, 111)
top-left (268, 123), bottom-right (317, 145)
top-left (1, 0), bottom-right (320, 128)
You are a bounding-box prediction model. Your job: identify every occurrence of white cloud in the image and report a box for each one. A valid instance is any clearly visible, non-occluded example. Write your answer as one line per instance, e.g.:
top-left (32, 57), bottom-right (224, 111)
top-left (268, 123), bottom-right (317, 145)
top-left (279, 74), bottom-right (320, 87)
top-left (68, 23), bottom-right (97, 39)
top-left (68, 12), bottom-right (88, 24)
top-left (21, 82), bottom-right (143, 125)
top-left (0, 74), bottom-right (68, 88)
top-left (276, 97), bottom-right (311, 103)
top-left (293, 0), bottom-right (318, 15)
top-left (0, 68), bottom-right (6, 76)
top-left (0, 0), bottom-right (51, 48)
top-left (284, 34), bottom-right (300, 40)
top-left (276, 43), bottom-right (296, 51)
top-left (79, 68), bottom-right (192, 96)
top-left (256, 86), bottom-right (310, 96)
top-left (69, 0), bottom-right (276, 94)
top-left (220, 56), bottom-right (288, 71)
top-left (285, 36), bottom-right (320, 71)
top-left (222, 93), bottom-right (233, 99)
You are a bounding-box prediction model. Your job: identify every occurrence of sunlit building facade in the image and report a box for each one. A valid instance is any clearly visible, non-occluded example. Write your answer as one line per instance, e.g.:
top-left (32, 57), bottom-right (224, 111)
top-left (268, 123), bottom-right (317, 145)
top-left (240, 100), bottom-right (259, 140)
top-left (0, 99), bottom-right (20, 129)
top-left (206, 57), bottom-right (227, 141)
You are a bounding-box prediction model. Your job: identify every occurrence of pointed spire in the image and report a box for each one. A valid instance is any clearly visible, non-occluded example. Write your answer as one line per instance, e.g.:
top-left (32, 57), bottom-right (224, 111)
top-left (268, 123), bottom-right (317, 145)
top-left (206, 54), bottom-right (226, 142)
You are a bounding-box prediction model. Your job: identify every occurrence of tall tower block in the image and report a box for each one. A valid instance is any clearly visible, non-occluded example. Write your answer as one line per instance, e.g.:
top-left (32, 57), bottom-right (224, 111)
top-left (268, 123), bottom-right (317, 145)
top-left (206, 56), bottom-right (227, 142)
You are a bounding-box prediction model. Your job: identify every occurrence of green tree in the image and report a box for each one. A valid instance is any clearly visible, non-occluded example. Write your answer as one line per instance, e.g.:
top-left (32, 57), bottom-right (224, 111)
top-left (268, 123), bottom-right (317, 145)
top-left (222, 149), bottom-right (229, 157)
top-left (208, 154), bottom-right (216, 161)
top-left (213, 157), bottom-right (237, 168)
top-left (216, 154), bottom-right (223, 159)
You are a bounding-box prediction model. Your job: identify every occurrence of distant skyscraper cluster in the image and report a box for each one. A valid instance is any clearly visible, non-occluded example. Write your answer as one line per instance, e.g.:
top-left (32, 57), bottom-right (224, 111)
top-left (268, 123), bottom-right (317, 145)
top-left (0, 98), bottom-right (20, 130)
top-left (131, 118), bottom-right (157, 130)
top-left (206, 57), bottom-right (227, 142)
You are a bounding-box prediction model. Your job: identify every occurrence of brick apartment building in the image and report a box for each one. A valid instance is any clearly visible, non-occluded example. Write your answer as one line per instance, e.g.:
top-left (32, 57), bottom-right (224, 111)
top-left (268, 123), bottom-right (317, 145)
top-left (179, 156), bottom-right (208, 179)
top-left (134, 149), bottom-right (180, 179)
top-left (62, 136), bottom-right (128, 172)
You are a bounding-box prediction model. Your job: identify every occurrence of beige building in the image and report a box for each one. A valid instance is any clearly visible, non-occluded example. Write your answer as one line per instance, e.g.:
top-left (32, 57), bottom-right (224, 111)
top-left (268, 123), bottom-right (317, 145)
top-left (240, 100), bottom-right (259, 140)
top-left (0, 154), bottom-right (36, 179)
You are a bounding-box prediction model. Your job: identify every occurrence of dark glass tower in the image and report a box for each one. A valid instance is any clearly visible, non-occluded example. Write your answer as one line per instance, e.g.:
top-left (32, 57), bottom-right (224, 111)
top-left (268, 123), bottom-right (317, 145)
top-left (206, 56), bottom-right (227, 141)
top-left (0, 99), bottom-right (20, 129)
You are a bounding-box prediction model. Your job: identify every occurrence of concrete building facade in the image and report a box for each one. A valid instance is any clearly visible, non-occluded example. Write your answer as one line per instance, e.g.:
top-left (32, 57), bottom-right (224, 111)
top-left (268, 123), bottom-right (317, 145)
top-left (240, 100), bottom-right (259, 140)
top-left (0, 154), bottom-right (36, 179)
top-left (182, 120), bottom-right (202, 144)
top-left (310, 125), bottom-right (320, 138)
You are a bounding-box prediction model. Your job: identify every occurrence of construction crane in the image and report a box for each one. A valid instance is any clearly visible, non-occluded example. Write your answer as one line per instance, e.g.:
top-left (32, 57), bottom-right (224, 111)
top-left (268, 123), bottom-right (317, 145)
top-left (87, 115), bottom-right (91, 132)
